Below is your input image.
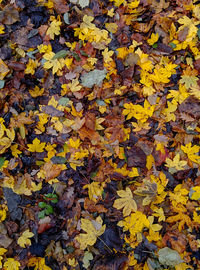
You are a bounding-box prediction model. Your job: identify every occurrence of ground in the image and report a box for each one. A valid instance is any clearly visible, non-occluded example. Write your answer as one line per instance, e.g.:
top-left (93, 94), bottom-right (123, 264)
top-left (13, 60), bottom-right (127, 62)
top-left (0, 0), bottom-right (200, 269)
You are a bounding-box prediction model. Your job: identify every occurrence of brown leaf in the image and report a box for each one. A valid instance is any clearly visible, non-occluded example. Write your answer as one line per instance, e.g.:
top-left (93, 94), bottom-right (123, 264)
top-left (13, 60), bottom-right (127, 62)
top-left (0, 4), bottom-right (19, 25)
top-left (44, 162), bottom-right (63, 181)
top-left (41, 105), bottom-right (64, 117)
top-left (179, 96), bottom-right (200, 119)
top-left (71, 117), bottom-right (85, 131)
top-left (60, 187), bottom-right (74, 209)
top-left (178, 27), bottom-right (189, 42)
top-left (85, 112), bottom-right (96, 131)
top-left (163, 230), bottom-right (187, 254)
top-left (78, 126), bottom-right (100, 143)
top-left (52, 0), bottom-right (69, 13)
top-left (11, 27), bottom-right (28, 47)
top-left (126, 146), bottom-right (146, 168)
top-left (8, 61), bottom-right (26, 71)
top-left (84, 198), bottom-right (107, 213)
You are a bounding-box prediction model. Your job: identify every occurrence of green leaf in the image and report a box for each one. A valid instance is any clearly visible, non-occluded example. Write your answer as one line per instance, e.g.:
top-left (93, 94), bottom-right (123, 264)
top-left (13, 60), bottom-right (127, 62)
top-left (44, 193), bottom-right (53, 198)
top-left (38, 210), bottom-right (46, 219)
top-left (0, 157), bottom-right (5, 169)
top-left (152, 43), bottom-right (158, 49)
top-left (52, 50), bottom-right (68, 60)
top-left (51, 198), bottom-right (58, 204)
top-left (38, 202), bottom-right (47, 208)
top-left (45, 205), bottom-right (54, 215)
top-left (71, 52), bottom-right (81, 61)
top-left (80, 50), bottom-right (88, 57)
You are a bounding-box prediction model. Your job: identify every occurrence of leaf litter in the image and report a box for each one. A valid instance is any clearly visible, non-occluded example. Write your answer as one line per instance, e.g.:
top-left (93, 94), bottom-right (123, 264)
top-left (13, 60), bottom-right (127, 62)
top-left (0, 0), bottom-right (200, 269)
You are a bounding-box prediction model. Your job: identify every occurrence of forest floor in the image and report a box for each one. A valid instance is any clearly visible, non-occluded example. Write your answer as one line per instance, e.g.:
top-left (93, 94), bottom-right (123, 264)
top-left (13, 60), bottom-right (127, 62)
top-left (0, 0), bottom-right (200, 269)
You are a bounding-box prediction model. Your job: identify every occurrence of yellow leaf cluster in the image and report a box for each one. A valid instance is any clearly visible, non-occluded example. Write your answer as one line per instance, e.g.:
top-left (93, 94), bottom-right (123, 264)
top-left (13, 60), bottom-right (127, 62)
top-left (119, 211), bottom-right (150, 237)
top-left (123, 100), bottom-right (154, 123)
top-left (74, 15), bottom-right (111, 45)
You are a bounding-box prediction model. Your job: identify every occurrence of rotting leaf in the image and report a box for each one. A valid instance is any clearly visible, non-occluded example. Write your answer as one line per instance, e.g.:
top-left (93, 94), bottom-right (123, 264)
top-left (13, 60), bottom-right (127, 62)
top-left (158, 247), bottom-right (183, 267)
top-left (0, 4), bottom-right (19, 25)
top-left (81, 69), bottom-right (107, 88)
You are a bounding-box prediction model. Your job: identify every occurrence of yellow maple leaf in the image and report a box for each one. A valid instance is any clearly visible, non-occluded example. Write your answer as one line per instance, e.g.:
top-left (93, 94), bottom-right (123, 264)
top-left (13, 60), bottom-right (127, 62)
top-left (29, 86), bottom-right (44, 98)
top-left (46, 17), bottom-right (62, 39)
top-left (27, 138), bottom-right (46, 152)
top-left (147, 33), bottom-right (159, 46)
top-left (105, 23), bottom-right (118, 33)
top-left (146, 154), bottom-right (154, 170)
top-left (113, 187), bottom-right (137, 216)
top-left (68, 138), bottom-right (81, 149)
top-left (3, 258), bottom-right (20, 270)
top-left (69, 78), bottom-right (82, 92)
top-left (179, 67), bottom-right (198, 89)
top-left (73, 149), bottom-right (89, 159)
top-left (189, 186), bottom-right (200, 200)
top-left (0, 208), bottom-right (6, 222)
top-left (28, 257), bottom-right (52, 270)
top-left (25, 59), bottom-right (39, 75)
top-left (84, 182), bottom-right (104, 202)
top-left (181, 143), bottom-right (200, 163)
top-left (17, 230), bottom-right (34, 248)
top-left (44, 57), bottom-right (65, 75)
top-left (0, 248), bottom-right (7, 268)
top-left (165, 153), bottom-right (187, 173)
top-left (102, 48), bottom-right (114, 63)
top-left (180, 74), bottom-right (198, 89)
top-left (0, 25), bottom-right (5, 34)
top-left (107, 8), bottom-right (115, 17)
top-left (11, 144), bottom-right (22, 158)
top-left (76, 216), bottom-right (106, 250)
